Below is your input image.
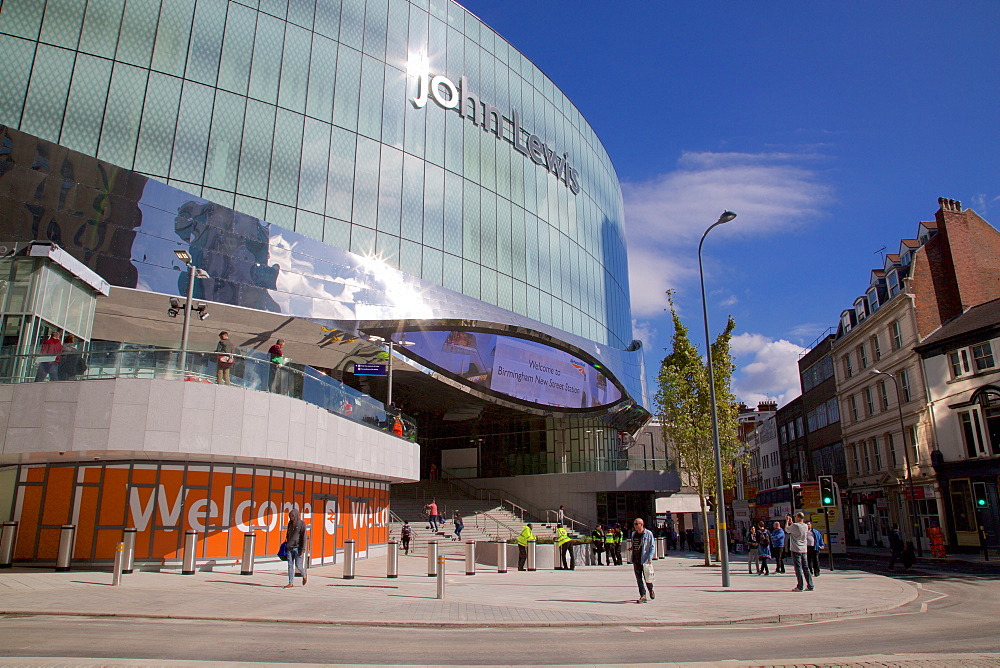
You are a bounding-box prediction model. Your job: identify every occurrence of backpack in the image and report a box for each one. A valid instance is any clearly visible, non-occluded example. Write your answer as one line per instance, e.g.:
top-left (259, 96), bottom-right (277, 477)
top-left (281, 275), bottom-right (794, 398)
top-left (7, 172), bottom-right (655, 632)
top-left (401, 525), bottom-right (412, 538)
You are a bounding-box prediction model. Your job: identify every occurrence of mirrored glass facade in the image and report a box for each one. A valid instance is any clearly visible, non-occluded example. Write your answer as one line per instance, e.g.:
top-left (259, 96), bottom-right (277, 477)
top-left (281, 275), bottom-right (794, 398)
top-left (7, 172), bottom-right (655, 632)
top-left (0, 0), bottom-right (633, 351)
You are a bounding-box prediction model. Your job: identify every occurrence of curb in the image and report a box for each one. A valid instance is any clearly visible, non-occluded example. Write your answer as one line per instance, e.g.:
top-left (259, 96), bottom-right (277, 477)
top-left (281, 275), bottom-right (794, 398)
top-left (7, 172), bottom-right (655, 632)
top-left (0, 588), bottom-right (919, 629)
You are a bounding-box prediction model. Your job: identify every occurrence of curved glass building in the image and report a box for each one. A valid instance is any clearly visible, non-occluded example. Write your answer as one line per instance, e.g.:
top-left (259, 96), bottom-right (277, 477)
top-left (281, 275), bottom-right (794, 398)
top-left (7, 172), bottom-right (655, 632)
top-left (0, 0), bottom-right (668, 567)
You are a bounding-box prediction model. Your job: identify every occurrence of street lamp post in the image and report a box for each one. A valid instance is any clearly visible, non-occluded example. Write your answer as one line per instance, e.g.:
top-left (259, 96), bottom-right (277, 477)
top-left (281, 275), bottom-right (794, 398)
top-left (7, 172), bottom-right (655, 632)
top-left (699, 210), bottom-right (737, 588)
top-left (367, 335), bottom-right (414, 409)
top-left (870, 369), bottom-right (923, 556)
top-left (173, 250), bottom-right (210, 372)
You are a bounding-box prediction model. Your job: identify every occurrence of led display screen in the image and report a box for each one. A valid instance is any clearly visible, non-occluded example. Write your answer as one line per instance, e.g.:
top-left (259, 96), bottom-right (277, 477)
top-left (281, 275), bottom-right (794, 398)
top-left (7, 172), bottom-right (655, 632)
top-left (396, 330), bottom-right (622, 409)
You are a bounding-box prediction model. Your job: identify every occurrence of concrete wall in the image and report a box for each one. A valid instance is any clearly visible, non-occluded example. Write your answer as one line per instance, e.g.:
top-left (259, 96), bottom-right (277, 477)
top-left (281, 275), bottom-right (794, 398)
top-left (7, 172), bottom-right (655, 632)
top-left (0, 378), bottom-right (419, 482)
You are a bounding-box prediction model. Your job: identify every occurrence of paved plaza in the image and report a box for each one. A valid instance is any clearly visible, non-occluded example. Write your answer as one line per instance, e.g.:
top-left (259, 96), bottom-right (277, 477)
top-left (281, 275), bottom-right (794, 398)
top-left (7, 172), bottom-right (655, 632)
top-left (0, 551), bottom-right (917, 628)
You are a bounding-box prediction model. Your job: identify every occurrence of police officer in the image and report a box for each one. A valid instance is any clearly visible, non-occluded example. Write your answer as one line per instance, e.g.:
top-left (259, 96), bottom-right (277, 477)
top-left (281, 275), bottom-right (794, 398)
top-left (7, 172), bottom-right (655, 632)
top-left (591, 524), bottom-right (605, 565)
top-left (556, 525), bottom-right (574, 570)
top-left (517, 523), bottom-right (535, 571)
top-left (603, 525), bottom-right (616, 565)
top-left (612, 525), bottom-right (624, 565)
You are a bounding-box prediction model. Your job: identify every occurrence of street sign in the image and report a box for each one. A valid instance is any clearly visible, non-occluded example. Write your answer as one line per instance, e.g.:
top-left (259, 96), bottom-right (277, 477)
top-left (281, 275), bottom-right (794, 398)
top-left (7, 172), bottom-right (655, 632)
top-left (353, 363), bottom-right (386, 376)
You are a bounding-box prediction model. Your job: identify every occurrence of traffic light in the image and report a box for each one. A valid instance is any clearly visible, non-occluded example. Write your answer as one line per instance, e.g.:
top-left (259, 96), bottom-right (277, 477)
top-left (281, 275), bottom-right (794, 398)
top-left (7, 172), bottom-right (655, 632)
top-left (819, 475), bottom-right (835, 508)
top-left (973, 481), bottom-right (989, 509)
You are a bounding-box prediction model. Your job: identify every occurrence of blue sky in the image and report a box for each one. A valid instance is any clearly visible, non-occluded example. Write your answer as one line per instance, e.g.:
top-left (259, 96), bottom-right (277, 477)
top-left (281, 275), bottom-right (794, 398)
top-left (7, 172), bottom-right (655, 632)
top-left (458, 1), bottom-right (1000, 407)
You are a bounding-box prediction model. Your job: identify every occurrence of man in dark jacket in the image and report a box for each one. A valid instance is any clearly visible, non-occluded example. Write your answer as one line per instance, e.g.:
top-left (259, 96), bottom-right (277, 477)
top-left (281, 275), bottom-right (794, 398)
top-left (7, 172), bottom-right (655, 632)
top-left (888, 523), bottom-right (904, 571)
top-left (284, 507), bottom-right (308, 588)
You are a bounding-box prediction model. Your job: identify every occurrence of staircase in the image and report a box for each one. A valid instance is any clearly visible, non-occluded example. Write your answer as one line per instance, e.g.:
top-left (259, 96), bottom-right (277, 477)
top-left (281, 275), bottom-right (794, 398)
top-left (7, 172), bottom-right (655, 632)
top-left (389, 479), bottom-right (585, 557)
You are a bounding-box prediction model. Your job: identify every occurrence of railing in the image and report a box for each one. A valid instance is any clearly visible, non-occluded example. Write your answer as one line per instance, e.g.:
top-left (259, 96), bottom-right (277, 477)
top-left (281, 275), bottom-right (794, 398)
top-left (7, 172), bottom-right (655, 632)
top-left (544, 509), bottom-right (589, 534)
top-left (1, 343), bottom-right (417, 441)
top-left (470, 510), bottom-right (520, 542)
top-left (439, 469), bottom-right (545, 525)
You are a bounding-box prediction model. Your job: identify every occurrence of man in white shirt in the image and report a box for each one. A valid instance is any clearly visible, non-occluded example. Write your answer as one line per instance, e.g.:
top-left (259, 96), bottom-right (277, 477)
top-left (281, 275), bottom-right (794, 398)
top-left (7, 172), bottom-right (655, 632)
top-left (785, 512), bottom-right (814, 591)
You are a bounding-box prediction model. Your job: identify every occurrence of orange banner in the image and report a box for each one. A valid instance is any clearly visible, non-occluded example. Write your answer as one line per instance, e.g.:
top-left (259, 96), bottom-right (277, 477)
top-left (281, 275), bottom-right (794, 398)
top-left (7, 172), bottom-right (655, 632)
top-left (11, 463), bottom-right (389, 565)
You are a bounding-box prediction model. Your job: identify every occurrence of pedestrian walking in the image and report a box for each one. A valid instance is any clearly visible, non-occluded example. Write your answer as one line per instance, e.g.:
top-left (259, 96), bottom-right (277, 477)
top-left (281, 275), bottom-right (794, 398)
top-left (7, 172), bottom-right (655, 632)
top-left (630, 518), bottom-right (655, 603)
top-left (425, 499), bottom-right (439, 532)
top-left (770, 521), bottom-right (787, 573)
top-left (517, 522), bottom-right (535, 571)
top-left (757, 521), bottom-right (771, 575)
top-left (807, 520), bottom-right (825, 577)
top-left (888, 523), bottom-right (904, 571)
top-left (591, 524), bottom-right (605, 565)
top-left (556, 525), bottom-right (575, 570)
top-left (556, 505), bottom-right (565, 526)
top-left (400, 520), bottom-right (414, 555)
top-left (283, 507), bottom-right (308, 588)
top-left (785, 512), bottom-right (814, 591)
top-left (746, 525), bottom-right (759, 574)
top-left (927, 520), bottom-right (947, 558)
top-left (452, 511), bottom-right (464, 541)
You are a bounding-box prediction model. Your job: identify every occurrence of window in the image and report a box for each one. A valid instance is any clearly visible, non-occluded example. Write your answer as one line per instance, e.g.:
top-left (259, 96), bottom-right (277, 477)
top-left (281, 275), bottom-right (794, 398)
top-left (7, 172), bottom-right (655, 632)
top-left (960, 410), bottom-right (985, 458)
top-left (867, 287), bottom-right (880, 313)
top-left (872, 437), bottom-right (883, 470)
top-left (886, 432), bottom-right (898, 468)
top-left (899, 368), bottom-right (912, 403)
top-left (863, 441), bottom-right (871, 472)
top-left (950, 349), bottom-right (971, 378)
top-left (872, 334), bottom-right (882, 361)
top-left (887, 270), bottom-right (900, 298)
top-left (864, 387), bottom-right (876, 415)
top-left (851, 443), bottom-right (860, 476)
top-left (844, 355), bottom-right (854, 378)
top-left (973, 343), bottom-right (996, 372)
top-left (890, 321), bottom-right (903, 350)
top-left (855, 298), bottom-right (868, 322)
top-left (949, 479), bottom-right (976, 533)
top-left (858, 345), bottom-right (868, 370)
top-left (908, 425), bottom-right (920, 463)
top-left (826, 397), bottom-right (840, 424)
top-left (879, 380), bottom-right (890, 410)
top-left (778, 424), bottom-right (786, 444)
top-left (850, 395), bottom-right (859, 422)
top-left (796, 417), bottom-right (804, 439)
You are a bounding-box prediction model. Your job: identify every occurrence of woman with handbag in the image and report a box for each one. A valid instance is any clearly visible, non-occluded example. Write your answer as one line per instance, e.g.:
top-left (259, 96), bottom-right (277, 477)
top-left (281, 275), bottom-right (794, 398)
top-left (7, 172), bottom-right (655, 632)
top-left (216, 331), bottom-right (234, 385)
top-left (284, 506), bottom-right (308, 588)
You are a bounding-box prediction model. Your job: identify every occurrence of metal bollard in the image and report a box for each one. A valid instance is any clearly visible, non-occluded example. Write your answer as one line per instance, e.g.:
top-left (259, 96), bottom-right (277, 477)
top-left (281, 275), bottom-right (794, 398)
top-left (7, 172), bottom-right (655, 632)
top-left (496, 540), bottom-right (507, 573)
top-left (436, 555), bottom-right (446, 599)
top-left (553, 539), bottom-right (563, 570)
top-left (112, 542), bottom-right (124, 586)
top-left (387, 539), bottom-right (398, 578)
top-left (465, 540), bottom-right (475, 575)
top-left (526, 539), bottom-right (536, 571)
top-left (0, 521), bottom-right (18, 568)
top-left (181, 529), bottom-right (197, 575)
top-left (241, 531), bottom-right (256, 576)
top-left (343, 539), bottom-right (355, 579)
top-left (56, 525), bottom-right (76, 572)
top-left (656, 536), bottom-right (665, 560)
top-left (427, 540), bottom-right (439, 576)
top-left (122, 528), bottom-right (136, 574)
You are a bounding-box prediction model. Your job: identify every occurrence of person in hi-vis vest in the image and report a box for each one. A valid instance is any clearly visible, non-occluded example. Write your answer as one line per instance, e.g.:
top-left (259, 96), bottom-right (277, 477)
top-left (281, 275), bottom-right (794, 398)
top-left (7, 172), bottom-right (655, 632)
top-left (517, 523), bottom-right (535, 571)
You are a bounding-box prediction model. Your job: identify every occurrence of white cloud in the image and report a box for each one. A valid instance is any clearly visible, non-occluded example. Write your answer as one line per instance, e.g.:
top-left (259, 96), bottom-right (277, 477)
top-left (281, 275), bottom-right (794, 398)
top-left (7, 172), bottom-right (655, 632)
top-left (729, 332), bottom-right (807, 408)
top-left (623, 151), bottom-right (833, 317)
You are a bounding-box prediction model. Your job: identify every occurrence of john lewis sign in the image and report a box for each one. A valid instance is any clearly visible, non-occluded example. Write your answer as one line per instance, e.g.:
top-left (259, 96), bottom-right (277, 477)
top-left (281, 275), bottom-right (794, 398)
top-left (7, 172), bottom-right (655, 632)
top-left (411, 68), bottom-right (582, 195)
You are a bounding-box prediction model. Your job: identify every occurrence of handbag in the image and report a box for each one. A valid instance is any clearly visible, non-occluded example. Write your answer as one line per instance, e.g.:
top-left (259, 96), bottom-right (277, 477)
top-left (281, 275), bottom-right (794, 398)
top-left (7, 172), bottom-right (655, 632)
top-left (218, 354), bottom-right (234, 366)
top-left (277, 541), bottom-right (288, 561)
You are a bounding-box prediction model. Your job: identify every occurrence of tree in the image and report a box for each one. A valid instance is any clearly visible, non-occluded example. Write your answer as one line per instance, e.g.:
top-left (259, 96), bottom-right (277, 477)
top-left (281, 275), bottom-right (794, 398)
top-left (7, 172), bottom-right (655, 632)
top-left (655, 292), bottom-right (742, 566)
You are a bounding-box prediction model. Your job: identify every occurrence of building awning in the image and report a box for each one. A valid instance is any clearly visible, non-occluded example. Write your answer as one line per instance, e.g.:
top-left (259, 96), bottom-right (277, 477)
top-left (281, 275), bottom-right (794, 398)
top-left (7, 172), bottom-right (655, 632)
top-left (25, 242), bottom-right (111, 295)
